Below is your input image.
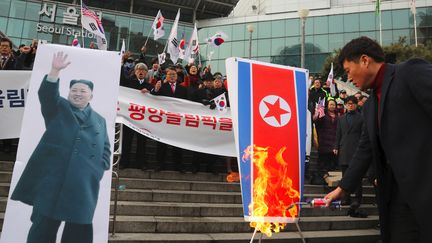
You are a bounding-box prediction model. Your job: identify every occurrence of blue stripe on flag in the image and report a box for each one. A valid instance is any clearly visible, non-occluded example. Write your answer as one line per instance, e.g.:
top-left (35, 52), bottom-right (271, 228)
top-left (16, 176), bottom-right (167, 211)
top-left (295, 70), bottom-right (307, 200)
top-left (238, 61), bottom-right (252, 216)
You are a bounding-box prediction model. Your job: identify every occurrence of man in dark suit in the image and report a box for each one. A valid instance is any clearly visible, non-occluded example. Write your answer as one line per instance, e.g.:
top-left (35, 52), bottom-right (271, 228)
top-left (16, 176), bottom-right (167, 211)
top-left (119, 62), bottom-right (153, 170)
top-left (333, 95), bottom-right (364, 207)
top-left (1, 37), bottom-right (22, 153)
top-left (12, 52), bottom-right (111, 243)
top-left (151, 66), bottom-right (188, 172)
top-left (325, 36), bottom-right (432, 243)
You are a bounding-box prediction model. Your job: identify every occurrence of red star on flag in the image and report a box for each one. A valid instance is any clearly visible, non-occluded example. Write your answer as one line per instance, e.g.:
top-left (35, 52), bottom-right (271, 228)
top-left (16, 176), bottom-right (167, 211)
top-left (263, 98), bottom-right (290, 125)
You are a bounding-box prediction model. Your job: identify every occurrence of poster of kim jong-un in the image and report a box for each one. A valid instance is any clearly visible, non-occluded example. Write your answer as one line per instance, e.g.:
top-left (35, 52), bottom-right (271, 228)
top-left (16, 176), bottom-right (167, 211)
top-left (1, 44), bottom-right (121, 243)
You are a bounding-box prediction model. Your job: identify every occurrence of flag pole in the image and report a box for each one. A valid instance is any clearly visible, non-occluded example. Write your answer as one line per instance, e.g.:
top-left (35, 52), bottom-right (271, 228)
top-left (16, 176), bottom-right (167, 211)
top-left (80, 0), bottom-right (85, 47)
top-left (198, 52), bottom-right (201, 66)
top-left (413, 0), bottom-right (418, 47)
top-left (379, 0), bottom-right (382, 46)
top-left (143, 25), bottom-right (153, 48)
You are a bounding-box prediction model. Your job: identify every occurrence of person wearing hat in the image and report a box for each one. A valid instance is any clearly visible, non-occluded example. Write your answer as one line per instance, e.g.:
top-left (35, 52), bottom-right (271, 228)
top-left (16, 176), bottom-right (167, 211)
top-left (12, 52), bottom-right (110, 243)
top-left (338, 89), bottom-right (348, 103)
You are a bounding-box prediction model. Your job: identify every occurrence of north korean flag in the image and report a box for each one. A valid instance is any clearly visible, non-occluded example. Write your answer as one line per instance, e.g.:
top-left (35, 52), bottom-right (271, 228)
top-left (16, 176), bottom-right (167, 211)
top-left (226, 58), bottom-right (307, 223)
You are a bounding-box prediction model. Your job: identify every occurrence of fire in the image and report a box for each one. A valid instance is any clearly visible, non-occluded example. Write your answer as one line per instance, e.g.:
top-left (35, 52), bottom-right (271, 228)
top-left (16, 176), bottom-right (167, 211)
top-left (243, 145), bottom-right (300, 237)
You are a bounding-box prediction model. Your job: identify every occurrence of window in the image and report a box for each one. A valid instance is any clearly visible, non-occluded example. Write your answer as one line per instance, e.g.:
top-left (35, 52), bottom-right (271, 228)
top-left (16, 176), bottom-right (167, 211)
top-left (271, 38), bottom-right (285, 56)
top-left (6, 18), bottom-right (23, 37)
top-left (286, 18), bottom-right (300, 36)
top-left (271, 20), bottom-right (285, 38)
top-left (9, 0), bottom-right (25, 19)
top-left (344, 13), bottom-right (359, 32)
top-left (22, 20), bottom-right (38, 39)
top-left (232, 24), bottom-right (245, 41)
top-left (25, 1), bottom-right (41, 21)
top-left (314, 16), bottom-right (328, 35)
top-left (329, 15), bottom-right (343, 33)
top-left (0, 0), bottom-right (11, 17)
top-left (258, 21), bottom-right (271, 38)
top-left (257, 39), bottom-right (270, 56)
top-left (360, 12), bottom-right (375, 31)
top-left (392, 9), bottom-right (409, 29)
top-left (314, 35), bottom-right (329, 53)
top-left (232, 41), bottom-right (246, 57)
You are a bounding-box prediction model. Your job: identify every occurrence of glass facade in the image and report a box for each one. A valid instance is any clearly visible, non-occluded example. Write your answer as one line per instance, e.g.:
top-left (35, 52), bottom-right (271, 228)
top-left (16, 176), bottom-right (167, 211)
top-left (0, 0), bottom-right (193, 60)
top-left (1, 0), bottom-right (432, 75)
top-left (198, 7), bottom-right (432, 74)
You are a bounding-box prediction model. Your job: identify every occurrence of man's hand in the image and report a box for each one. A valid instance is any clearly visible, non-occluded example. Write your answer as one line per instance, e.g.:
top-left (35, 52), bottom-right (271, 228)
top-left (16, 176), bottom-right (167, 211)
top-left (48, 52), bottom-right (71, 79)
top-left (154, 80), bottom-right (162, 92)
top-left (324, 187), bottom-right (345, 206)
top-left (141, 88), bottom-right (149, 94)
top-left (20, 46), bottom-right (32, 54)
top-left (333, 149), bottom-right (338, 155)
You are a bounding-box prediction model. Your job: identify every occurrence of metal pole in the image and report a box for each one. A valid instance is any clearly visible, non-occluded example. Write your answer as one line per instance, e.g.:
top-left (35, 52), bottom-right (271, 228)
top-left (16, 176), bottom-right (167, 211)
top-left (248, 31), bottom-right (252, 59)
top-left (111, 123), bottom-right (123, 236)
top-left (379, 4), bottom-right (382, 46)
top-left (414, 11), bottom-right (418, 47)
top-left (300, 17), bottom-right (305, 69)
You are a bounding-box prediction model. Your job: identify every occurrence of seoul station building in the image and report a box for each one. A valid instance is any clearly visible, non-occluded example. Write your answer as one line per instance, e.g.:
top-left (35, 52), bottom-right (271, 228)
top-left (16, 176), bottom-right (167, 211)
top-left (1, 0), bottom-right (432, 74)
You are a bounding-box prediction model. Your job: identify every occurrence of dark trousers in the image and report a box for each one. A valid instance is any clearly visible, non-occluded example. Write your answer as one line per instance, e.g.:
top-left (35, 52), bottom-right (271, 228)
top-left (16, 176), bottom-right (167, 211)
top-left (340, 165), bottom-right (363, 205)
top-left (318, 152), bottom-right (337, 175)
top-left (388, 174), bottom-right (420, 243)
top-left (156, 142), bottom-right (183, 170)
top-left (121, 126), bottom-right (148, 168)
top-left (27, 210), bottom-right (93, 243)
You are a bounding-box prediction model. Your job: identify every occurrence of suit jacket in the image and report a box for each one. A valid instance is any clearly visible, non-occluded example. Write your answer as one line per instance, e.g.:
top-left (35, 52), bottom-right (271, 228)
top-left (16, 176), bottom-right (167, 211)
top-left (151, 82), bottom-right (188, 100)
top-left (334, 111), bottom-right (364, 166)
top-left (12, 75), bottom-right (111, 224)
top-left (120, 73), bottom-right (153, 91)
top-left (0, 55), bottom-right (21, 70)
top-left (339, 59), bottom-right (432, 243)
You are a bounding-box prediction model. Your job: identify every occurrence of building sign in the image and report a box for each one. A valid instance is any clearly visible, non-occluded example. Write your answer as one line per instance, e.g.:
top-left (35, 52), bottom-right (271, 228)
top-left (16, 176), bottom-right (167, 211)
top-left (36, 3), bottom-right (103, 39)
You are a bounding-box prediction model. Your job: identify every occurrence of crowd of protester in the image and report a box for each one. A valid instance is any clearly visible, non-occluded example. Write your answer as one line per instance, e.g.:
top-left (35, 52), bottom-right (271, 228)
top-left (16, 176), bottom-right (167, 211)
top-left (0, 37), bottom-right (238, 175)
top-left (307, 76), bottom-right (370, 217)
top-left (1, 37), bottom-right (38, 154)
top-left (118, 49), bottom-right (234, 174)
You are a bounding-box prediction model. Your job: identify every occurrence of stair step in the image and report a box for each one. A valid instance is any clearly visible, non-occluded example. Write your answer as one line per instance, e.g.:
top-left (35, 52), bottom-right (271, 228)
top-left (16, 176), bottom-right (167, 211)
top-left (118, 169), bottom-right (227, 182)
top-left (0, 161), bottom-right (14, 172)
top-left (113, 177), bottom-right (241, 192)
top-left (109, 200), bottom-right (378, 217)
top-left (110, 188), bottom-right (377, 204)
top-left (108, 229), bottom-right (380, 243)
top-left (108, 215), bottom-right (379, 233)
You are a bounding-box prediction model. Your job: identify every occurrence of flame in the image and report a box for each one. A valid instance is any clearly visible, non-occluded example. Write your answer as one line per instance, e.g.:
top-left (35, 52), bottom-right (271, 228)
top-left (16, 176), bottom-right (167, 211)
top-left (243, 145), bottom-right (300, 237)
top-left (226, 172), bottom-right (240, 183)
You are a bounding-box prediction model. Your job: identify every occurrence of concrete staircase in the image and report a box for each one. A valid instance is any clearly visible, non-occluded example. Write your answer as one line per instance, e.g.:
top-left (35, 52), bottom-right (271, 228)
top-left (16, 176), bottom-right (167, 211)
top-left (0, 158), bottom-right (381, 243)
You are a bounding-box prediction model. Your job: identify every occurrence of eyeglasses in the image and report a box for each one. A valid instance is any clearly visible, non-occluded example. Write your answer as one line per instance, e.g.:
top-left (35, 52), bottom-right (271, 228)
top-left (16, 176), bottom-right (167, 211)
top-left (346, 102), bottom-right (355, 105)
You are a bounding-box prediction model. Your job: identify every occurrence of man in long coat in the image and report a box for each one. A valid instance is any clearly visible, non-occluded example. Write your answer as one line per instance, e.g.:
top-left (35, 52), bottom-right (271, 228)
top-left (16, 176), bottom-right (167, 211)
top-left (333, 95), bottom-right (364, 206)
top-left (11, 52), bottom-right (111, 243)
top-left (325, 36), bottom-right (432, 243)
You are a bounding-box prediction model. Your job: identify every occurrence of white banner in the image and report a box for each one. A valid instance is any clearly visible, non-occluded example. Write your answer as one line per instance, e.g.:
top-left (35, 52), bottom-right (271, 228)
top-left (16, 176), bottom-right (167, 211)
top-left (0, 71), bottom-right (31, 139)
top-left (0, 74), bottom-right (237, 157)
top-left (117, 86), bottom-right (236, 157)
top-left (1, 44), bottom-right (121, 243)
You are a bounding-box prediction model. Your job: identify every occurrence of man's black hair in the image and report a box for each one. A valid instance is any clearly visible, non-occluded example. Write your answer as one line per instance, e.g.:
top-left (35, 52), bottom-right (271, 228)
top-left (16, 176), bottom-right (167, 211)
top-left (166, 66), bottom-right (176, 72)
top-left (0, 37), bottom-right (13, 49)
top-left (338, 36), bottom-right (385, 68)
top-left (345, 95), bottom-right (358, 105)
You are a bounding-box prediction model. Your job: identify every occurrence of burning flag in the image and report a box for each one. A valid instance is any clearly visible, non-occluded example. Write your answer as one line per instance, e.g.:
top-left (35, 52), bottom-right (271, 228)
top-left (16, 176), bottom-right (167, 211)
top-left (225, 58), bottom-right (307, 237)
